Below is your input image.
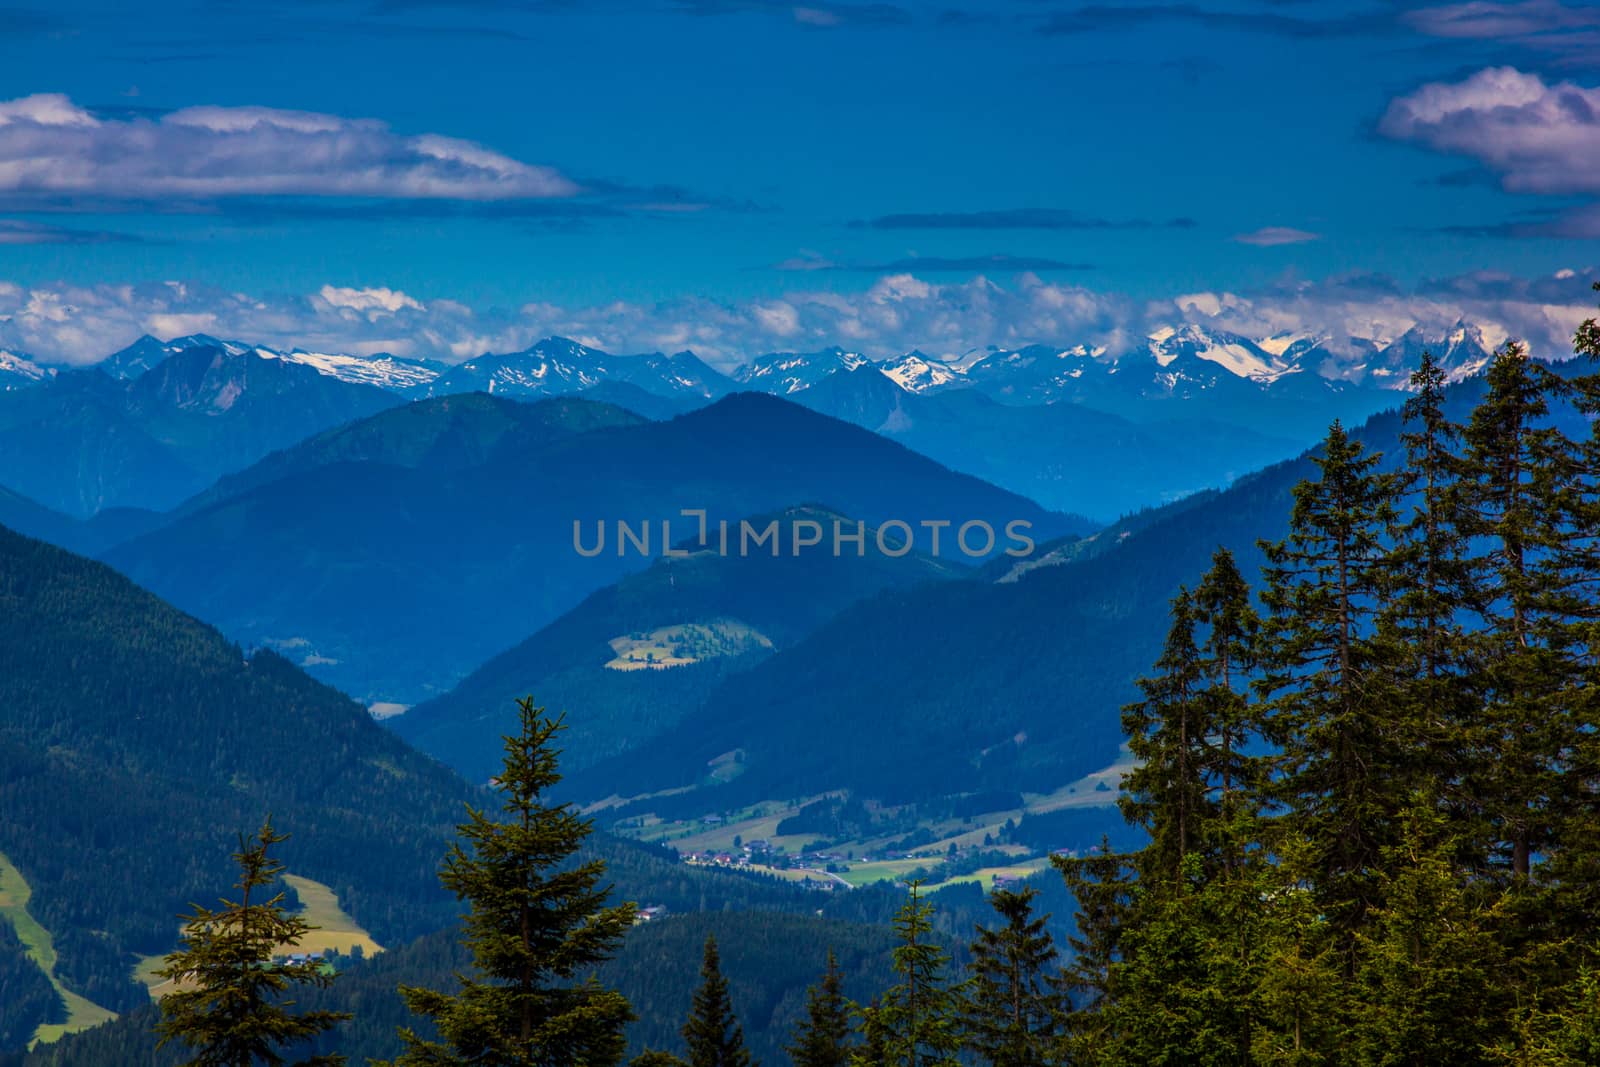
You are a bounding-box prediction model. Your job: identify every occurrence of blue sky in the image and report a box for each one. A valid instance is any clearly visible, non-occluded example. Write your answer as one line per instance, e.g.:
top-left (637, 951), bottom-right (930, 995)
top-left (0, 0), bottom-right (1598, 365)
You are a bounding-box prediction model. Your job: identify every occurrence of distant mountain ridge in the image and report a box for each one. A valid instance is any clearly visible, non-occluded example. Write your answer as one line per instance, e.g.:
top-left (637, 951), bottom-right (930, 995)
top-left (0, 345), bottom-right (398, 515)
top-left (104, 392), bottom-right (1089, 703)
top-left (27, 323), bottom-right (1498, 522)
top-left (102, 333), bottom-right (447, 392)
top-left (81, 320), bottom-right (1499, 407)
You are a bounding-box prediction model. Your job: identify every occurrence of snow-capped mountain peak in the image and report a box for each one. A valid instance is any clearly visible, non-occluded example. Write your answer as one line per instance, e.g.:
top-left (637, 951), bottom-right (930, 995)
top-left (879, 350), bottom-right (963, 392)
top-left (733, 346), bottom-right (868, 394)
top-left (0, 349), bottom-right (51, 391)
top-left (256, 347), bottom-right (445, 391)
top-left (1145, 323), bottom-right (1288, 382)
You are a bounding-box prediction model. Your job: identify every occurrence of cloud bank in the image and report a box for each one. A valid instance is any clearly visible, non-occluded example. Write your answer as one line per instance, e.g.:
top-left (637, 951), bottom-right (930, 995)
top-left (1, 270), bottom-right (1595, 371)
top-left (0, 94), bottom-right (576, 203)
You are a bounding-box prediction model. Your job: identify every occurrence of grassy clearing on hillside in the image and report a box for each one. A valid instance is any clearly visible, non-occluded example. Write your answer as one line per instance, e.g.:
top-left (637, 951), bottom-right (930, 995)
top-left (0, 852), bottom-right (118, 1047)
top-left (832, 859), bottom-right (930, 888)
top-left (134, 872), bottom-right (384, 1000)
top-left (604, 619), bottom-right (772, 671)
top-left (280, 874), bottom-right (384, 959)
top-left (929, 858), bottom-right (1054, 891)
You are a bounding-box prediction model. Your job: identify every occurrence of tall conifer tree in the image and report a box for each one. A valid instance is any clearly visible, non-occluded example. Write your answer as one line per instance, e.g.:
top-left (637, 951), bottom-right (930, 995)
top-left (958, 888), bottom-right (1062, 1067)
top-left (383, 697), bottom-right (635, 1067)
top-left (789, 949), bottom-right (852, 1067)
top-left (1454, 342), bottom-right (1583, 880)
top-left (155, 819), bottom-right (349, 1067)
top-left (1120, 588), bottom-right (1212, 880)
top-left (1258, 421), bottom-right (1404, 947)
top-left (683, 936), bottom-right (753, 1067)
top-left (1192, 545), bottom-right (1265, 863)
top-left (874, 883), bottom-right (961, 1067)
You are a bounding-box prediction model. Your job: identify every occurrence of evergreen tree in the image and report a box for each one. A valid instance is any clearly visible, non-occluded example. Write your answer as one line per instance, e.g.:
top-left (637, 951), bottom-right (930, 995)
top-left (1249, 853), bottom-right (1342, 1067)
top-left (958, 888), bottom-right (1062, 1067)
top-left (154, 818), bottom-right (349, 1067)
top-left (1350, 798), bottom-right (1505, 1066)
top-left (682, 936), bottom-right (753, 1067)
top-left (789, 949), bottom-right (852, 1067)
top-left (1095, 852), bottom-right (1267, 1065)
top-left (1391, 351), bottom-right (1471, 680)
top-left (1544, 292), bottom-right (1600, 948)
top-left (851, 1000), bottom-right (890, 1067)
top-left (1454, 342), bottom-right (1584, 881)
top-left (874, 883), bottom-right (961, 1067)
top-left (1192, 545), bottom-right (1265, 865)
top-left (1051, 841), bottom-right (1130, 1058)
top-left (1119, 588), bottom-right (1211, 880)
top-left (382, 697), bottom-right (635, 1067)
top-left (1258, 421), bottom-right (1406, 947)
top-left (1381, 351), bottom-right (1477, 829)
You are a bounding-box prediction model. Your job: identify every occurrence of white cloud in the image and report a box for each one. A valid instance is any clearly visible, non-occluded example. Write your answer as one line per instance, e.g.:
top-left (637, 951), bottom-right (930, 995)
top-left (316, 285), bottom-right (426, 315)
top-left (0, 93), bottom-right (576, 203)
top-left (750, 301), bottom-right (802, 337)
top-left (1380, 67), bottom-right (1600, 195)
top-left (144, 312), bottom-right (218, 337)
top-left (0, 270), bottom-right (1594, 370)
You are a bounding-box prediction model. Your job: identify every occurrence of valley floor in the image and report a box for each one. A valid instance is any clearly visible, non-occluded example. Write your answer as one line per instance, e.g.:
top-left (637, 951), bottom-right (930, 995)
top-left (607, 747), bottom-right (1135, 892)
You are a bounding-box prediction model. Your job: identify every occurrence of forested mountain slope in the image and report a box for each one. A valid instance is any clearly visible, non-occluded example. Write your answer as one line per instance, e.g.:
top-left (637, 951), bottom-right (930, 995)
top-left (106, 393), bottom-right (1089, 703)
top-left (396, 505), bottom-right (967, 783)
top-left (570, 373), bottom-right (1544, 813)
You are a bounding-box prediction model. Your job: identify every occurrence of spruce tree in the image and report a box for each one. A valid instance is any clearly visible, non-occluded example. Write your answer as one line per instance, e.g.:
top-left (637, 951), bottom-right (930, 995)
top-left (1350, 798), bottom-right (1505, 1066)
top-left (1249, 842), bottom-right (1343, 1067)
top-left (1546, 292), bottom-right (1600, 946)
top-left (789, 949), bottom-right (852, 1067)
top-left (1107, 548), bottom-right (1275, 1063)
top-left (1051, 840), bottom-right (1130, 1057)
top-left (1094, 851), bottom-right (1269, 1065)
top-left (875, 883), bottom-right (961, 1067)
top-left (1390, 350), bottom-right (1470, 682)
top-left (154, 818), bottom-right (349, 1067)
top-left (1454, 342), bottom-right (1584, 881)
top-left (851, 1000), bottom-right (890, 1067)
top-left (382, 697), bottom-right (635, 1067)
top-left (1192, 545), bottom-right (1265, 865)
top-left (958, 888), bottom-right (1062, 1067)
top-left (683, 936), bottom-right (753, 1067)
top-left (1119, 587), bottom-right (1212, 880)
top-left (1381, 351), bottom-right (1476, 825)
top-left (1258, 420), bottom-right (1405, 946)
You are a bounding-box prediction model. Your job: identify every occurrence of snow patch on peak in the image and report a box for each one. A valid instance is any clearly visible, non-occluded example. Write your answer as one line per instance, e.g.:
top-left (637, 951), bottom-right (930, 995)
top-left (0, 349), bottom-right (49, 389)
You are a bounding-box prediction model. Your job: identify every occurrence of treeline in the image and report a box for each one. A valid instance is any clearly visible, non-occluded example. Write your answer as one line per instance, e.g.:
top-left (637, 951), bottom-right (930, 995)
top-left (1054, 308), bottom-right (1600, 1063)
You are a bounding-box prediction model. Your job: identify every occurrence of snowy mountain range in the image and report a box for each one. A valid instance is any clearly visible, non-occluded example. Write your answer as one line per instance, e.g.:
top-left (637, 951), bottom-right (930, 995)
top-left (101, 334), bottom-right (447, 391)
top-left (422, 337), bottom-right (730, 400)
top-left (1, 319), bottom-right (1502, 448)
